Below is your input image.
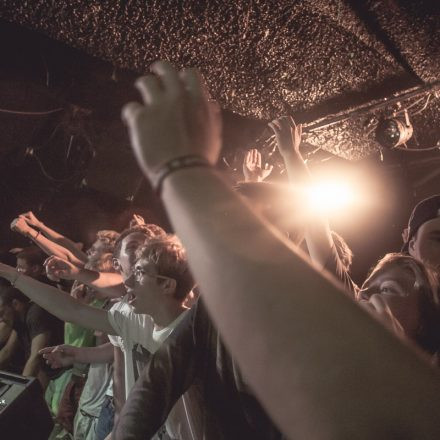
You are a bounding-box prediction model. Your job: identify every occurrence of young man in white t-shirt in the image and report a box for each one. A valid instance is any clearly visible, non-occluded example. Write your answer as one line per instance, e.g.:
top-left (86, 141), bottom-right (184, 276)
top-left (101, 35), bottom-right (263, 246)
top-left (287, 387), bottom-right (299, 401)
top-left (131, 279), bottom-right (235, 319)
top-left (0, 233), bottom-right (195, 439)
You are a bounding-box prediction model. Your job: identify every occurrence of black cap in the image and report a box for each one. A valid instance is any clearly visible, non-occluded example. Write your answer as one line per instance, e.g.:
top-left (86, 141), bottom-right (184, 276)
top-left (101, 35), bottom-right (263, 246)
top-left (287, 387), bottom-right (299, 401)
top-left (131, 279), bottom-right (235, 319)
top-left (402, 195), bottom-right (440, 252)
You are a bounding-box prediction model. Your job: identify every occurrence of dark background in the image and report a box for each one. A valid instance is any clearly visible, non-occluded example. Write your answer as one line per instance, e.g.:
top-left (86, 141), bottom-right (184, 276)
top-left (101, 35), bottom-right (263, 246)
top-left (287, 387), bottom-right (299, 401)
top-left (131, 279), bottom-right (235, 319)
top-left (0, 1), bottom-right (439, 284)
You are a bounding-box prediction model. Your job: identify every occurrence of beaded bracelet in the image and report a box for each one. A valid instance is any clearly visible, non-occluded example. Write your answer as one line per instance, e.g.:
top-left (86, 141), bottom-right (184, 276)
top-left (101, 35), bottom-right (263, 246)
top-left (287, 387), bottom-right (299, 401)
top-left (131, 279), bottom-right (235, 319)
top-left (154, 155), bottom-right (210, 195)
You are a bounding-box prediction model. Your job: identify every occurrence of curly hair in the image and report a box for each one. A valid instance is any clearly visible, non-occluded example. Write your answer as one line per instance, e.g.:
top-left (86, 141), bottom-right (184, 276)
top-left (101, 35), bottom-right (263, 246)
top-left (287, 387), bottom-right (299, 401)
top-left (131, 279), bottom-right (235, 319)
top-left (135, 235), bottom-right (194, 301)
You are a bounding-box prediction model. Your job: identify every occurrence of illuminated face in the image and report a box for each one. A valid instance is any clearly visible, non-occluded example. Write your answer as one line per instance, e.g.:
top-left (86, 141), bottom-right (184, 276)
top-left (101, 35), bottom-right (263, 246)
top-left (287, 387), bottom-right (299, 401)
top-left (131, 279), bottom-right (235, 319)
top-left (409, 217), bottom-right (440, 270)
top-left (124, 258), bottom-right (171, 314)
top-left (360, 263), bottom-right (421, 334)
top-left (87, 238), bottom-right (109, 260)
top-left (0, 300), bottom-right (15, 327)
top-left (115, 232), bottom-right (149, 281)
top-left (16, 258), bottom-right (41, 278)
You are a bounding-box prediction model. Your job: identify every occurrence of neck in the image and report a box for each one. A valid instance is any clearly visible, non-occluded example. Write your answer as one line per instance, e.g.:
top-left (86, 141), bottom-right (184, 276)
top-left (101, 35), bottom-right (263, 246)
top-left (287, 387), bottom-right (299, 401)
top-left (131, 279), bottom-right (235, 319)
top-left (152, 300), bottom-right (187, 329)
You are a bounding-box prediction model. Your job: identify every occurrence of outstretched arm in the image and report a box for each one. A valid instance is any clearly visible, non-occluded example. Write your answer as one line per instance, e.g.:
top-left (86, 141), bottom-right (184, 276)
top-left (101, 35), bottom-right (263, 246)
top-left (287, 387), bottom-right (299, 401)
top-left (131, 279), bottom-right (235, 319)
top-left (39, 342), bottom-right (114, 368)
top-left (19, 211), bottom-right (88, 263)
top-left (45, 256), bottom-right (126, 298)
top-left (121, 61), bottom-right (440, 439)
top-left (11, 217), bottom-right (86, 267)
top-left (0, 262), bottom-right (114, 335)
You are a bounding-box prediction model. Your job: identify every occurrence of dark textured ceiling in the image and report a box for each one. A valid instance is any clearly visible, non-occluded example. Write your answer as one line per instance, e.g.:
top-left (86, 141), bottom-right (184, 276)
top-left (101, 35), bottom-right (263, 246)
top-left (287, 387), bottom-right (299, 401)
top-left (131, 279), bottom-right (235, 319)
top-left (1, 0), bottom-right (439, 161)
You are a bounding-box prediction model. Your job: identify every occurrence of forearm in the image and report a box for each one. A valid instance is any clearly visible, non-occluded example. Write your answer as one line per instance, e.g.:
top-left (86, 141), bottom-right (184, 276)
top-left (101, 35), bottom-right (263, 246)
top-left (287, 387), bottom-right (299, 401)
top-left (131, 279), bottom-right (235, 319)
top-left (22, 353), bottom-right (42, 377)
top-left (0, 330), bottom-right (19, 368)
top-left (161, 167), bottom-right (440, 439)
top-left (284, 153), bottom-right (333, 269)
top-left (113, 346), bottom-right (126, 421)
top-left (0, 322), bottom-right (12, 346)
top-left (71, 342), bottom-right (114, 364)
top-left (74, 269), bottom-right (125, 298)
top-left (2, 270), bottom-right (114, 335)
top-left (39, 222), bottom-right (88, 262)
top-left (29, 230), bottom-right (86, 266)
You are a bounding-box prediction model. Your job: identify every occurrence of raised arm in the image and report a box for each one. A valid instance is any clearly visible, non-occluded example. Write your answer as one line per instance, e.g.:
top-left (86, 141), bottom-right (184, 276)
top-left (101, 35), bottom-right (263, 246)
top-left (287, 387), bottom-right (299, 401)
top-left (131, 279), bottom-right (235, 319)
top-left (269, 117), bottom-right (335, 271)
top-left (39, 342), bottom-right (114, 368)
top-left (121, 61), bottom-right (440, 439)
top-left (19, 211), bottom-right (88, 263)
top-left (11, 217), bottom-right (86, 267)
top-left (45, 256), bottom-right (126, 298)
top-left (0, 262), bottom-right (114, 335)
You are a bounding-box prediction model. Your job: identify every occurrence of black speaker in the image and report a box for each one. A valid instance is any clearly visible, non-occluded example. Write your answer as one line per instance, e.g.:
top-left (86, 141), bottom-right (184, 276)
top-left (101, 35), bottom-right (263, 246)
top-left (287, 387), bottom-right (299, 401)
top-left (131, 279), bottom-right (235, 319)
top-left (0, 370), bottom-right (53, 440)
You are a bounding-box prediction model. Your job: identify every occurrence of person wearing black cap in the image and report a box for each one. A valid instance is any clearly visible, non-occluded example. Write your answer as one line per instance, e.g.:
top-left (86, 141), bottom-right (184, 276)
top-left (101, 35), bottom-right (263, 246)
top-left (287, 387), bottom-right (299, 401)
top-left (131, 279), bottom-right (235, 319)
top-left (402, 195), bottom-right (440, 270)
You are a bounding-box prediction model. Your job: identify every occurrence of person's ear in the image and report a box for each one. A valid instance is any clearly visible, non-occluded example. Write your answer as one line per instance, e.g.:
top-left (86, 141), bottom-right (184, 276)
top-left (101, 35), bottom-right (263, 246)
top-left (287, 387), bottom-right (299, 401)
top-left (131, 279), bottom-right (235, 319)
top-left (112, 258), bottom-right (122, 272)
top-left (160, 277), bottom-right (177, 296)
top-left (408, 235), bottom-right (417, 254)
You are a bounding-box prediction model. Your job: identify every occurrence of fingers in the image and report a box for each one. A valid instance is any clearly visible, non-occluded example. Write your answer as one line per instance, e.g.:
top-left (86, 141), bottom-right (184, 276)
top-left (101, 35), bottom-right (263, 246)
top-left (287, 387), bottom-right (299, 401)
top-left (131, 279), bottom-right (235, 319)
top-left (150, 60), bottom-right (183, 98)
top-left (38, 346), bottom-right (56, 355)
top-left (135, 75), bottom-right (161, 105)
top-left (256, 150), bottom-right (262, 168)
top-left (121, 102), bottom-right (144, 126)
top-left (180, 67), bottom-right (208, 101)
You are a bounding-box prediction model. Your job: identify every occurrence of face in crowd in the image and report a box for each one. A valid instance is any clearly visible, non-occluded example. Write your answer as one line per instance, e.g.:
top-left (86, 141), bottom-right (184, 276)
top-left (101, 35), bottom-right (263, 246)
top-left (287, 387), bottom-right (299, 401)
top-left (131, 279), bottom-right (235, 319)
top-left (16, 257), bottom-right (43, 278)
top-left (409, 217), bottom-right (440, 270)
top-left (124, 257), bottom-right (175, 314)
top-left (113, 232), bottom-right (151, 281)
top-left (360, 254), bottom-right (439, 344)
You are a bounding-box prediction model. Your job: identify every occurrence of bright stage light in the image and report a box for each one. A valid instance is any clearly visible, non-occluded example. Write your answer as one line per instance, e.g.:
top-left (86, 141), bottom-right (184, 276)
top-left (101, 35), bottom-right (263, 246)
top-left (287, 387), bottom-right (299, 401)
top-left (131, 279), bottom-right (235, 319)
top-left (305, 179), bottom-right (356, 215)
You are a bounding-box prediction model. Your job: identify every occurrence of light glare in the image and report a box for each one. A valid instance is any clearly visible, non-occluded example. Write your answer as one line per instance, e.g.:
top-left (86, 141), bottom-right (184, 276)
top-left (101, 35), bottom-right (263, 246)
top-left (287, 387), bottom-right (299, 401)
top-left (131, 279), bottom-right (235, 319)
top-left (306, 180), bottom-right (355, 214)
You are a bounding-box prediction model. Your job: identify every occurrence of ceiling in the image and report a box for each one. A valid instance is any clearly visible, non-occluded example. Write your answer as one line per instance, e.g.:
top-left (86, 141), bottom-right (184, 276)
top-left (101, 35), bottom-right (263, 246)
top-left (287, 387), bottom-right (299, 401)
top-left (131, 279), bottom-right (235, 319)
top-left (1, 0), bottom-right (439, 162)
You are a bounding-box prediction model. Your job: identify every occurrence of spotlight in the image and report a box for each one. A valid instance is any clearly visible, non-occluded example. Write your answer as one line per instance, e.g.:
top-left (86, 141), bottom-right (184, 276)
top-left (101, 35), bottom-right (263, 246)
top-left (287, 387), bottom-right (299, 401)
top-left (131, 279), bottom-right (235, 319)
top-left (375, 111), bottom-right (413, 148)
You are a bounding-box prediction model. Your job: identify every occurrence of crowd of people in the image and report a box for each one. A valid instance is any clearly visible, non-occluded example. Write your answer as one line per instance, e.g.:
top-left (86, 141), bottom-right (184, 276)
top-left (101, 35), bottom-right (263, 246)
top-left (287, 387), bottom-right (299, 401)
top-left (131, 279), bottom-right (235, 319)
top-left (1, 61), bottom-right (440, 439)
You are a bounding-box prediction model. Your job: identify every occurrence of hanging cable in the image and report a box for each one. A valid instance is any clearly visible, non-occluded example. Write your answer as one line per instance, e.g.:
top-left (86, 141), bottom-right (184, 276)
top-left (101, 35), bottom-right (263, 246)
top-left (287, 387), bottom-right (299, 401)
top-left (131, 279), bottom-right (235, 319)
top-left (0, 107), bottom-right (63, 116)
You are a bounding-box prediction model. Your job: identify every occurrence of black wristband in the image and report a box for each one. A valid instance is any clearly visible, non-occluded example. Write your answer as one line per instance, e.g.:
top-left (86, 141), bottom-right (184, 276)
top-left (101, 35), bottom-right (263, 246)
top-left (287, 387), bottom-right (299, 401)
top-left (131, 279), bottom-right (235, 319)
top-left (154, 155), bottom-right (211, 195)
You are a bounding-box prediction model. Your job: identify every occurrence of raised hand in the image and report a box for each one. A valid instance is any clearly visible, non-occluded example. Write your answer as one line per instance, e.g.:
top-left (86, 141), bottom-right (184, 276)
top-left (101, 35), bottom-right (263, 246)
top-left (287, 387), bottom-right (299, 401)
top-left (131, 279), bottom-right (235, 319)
top-left (39, 344), bottom-right (77, 368)
top-left (122, 60), bottom-right (221, 183)
top-left (129, 214), bottom-right (145, 228)
top-left (44, 256), bottom-right (80, 281)
top-left (242, 149), bottom-right (273, 182)
top-left (268, 116), bottom-right (302, 158)
top-left (19, 211), bottom-right (41, 229)
top-left (10, 217), bottom-right (33, 236)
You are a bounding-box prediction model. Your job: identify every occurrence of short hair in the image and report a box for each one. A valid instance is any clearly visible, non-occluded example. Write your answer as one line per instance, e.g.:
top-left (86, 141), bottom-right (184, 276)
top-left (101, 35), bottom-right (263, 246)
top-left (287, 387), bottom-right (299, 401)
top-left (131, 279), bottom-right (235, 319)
top-left (135, 235), bottom-right (194, 301)
top-left (365, 253), bottom-right (440, 354)
top-left (113, 224), bottom-right (166, 259)
top-left (16, 246), bottom-right (45, 267)
top-left (85, 252), bottom-right (117, 273)
top-left (94, 230), bottom-right (120, 253)
top-left (331, 231), bottom-right (353, 272)
top-left (0, 285), bottom-right (29, 306)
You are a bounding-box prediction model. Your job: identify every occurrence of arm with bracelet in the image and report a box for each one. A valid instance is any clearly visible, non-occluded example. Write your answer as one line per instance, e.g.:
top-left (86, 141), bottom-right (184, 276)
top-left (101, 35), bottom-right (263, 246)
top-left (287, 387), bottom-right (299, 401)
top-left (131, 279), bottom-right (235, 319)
top-left (19, 211), bottom-right (88, 263)
top-left (11, 217), bottom-right (86, 267)
top-left (121, 60), bottom-right (440, 439)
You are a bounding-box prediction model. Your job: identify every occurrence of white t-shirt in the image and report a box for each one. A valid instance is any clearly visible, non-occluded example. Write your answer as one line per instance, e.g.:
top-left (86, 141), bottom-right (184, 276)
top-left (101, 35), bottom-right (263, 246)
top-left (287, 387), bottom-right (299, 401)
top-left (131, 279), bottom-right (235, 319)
top-left (108, 300), bottom-right (188, 398)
